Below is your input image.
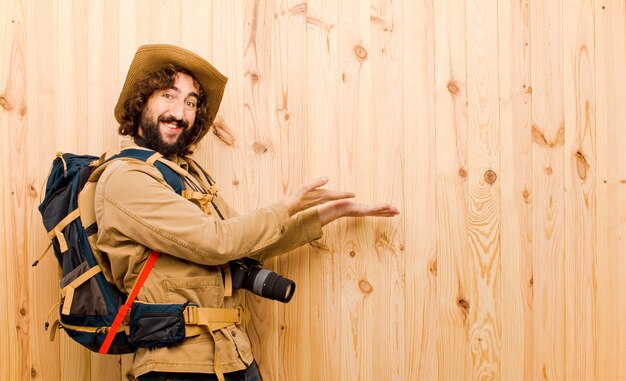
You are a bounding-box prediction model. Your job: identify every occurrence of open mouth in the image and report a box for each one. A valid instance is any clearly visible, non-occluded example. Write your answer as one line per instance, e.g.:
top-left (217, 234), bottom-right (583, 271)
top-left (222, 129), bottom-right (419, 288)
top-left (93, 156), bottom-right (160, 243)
top-left (161, 121), bottom-right (181, 130)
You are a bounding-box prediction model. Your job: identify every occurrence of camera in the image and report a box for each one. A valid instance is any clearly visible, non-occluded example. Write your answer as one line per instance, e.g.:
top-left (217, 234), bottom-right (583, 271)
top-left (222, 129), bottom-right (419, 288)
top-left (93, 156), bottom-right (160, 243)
top-left (229, 257), bottom-right (296, 303)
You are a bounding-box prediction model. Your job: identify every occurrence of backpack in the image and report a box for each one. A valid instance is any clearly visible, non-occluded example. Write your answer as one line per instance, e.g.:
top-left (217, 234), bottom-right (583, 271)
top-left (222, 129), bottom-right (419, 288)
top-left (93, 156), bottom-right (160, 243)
top-left (36, 148), bottom-right (244, 357)
top-left (36, 149), bottom-right (183, 353)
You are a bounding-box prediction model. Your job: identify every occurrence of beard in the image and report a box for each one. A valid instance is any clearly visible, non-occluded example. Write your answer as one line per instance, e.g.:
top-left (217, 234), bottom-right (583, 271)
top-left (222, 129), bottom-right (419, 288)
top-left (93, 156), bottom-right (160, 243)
top-left (140, 110), bottom-right (192, 157)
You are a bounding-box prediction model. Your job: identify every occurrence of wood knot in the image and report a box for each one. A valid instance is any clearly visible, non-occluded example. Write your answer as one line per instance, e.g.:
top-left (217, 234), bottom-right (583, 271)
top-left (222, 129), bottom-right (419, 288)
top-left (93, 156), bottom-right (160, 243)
top-left (544, 166), bottom-right (553, 175)
top-left (399, 244), bottom-right (405, 251)
top-left (0, 95), bottom-right (11, 110)
top-left (457, 297), bottom-right (470, 311)
top-left (447, 80), bottom-right (459, 95)
top-left (277, 109), bottom-right (291, 122)
top-left (354, 45), bottom-right (368, 61)
top-left (358, 279), bottom-right (373, 294)
top-left (253, 142), bottom-right (268, 154)
top-left (458, 167), bottom-right (467, 179)
top-left (484, 170), bottom-right (497, 185)
top-left (250, 73), bottom-right (260, 82)
top-left (232, 179), bottom-right (240, 186)
top-left (212, 118), bottom-right (235, 146)
top-left (575, 151), bottom-right (589, 180)
top-left (19, 307), bottom-right (27, 316)
top-left (31, 368), bottom-right (38, 378)
top-left (429, 260), bottom-right (437, 275)
top-left (28, 184), bottom-right (38, 198)
top-left (523, 188), bottom-right (530, 203)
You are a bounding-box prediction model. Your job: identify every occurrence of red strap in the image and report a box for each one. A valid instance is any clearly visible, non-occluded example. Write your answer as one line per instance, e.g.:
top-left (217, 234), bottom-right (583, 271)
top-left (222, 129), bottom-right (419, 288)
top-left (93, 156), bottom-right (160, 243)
top-left (99, 250), bottom-right (160, 354)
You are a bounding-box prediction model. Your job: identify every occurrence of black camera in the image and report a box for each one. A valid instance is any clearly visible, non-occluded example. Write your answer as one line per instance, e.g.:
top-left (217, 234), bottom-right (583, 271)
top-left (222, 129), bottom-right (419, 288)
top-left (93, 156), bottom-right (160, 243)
top-left (229, 257), bottom-right (296, 303)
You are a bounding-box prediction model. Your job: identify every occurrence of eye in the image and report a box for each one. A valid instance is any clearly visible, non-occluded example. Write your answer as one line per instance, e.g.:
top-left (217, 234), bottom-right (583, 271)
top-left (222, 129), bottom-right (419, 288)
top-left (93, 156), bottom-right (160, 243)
top-left (186, 101), bottom-right (196, 108)
top-left (162, 93), bottom-right (174, 101)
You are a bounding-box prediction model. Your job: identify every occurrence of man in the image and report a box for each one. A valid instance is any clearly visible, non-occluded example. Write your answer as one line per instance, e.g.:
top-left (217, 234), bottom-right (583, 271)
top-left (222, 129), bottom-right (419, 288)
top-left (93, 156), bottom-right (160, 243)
top-left (95, 44), bottom-right (399, 381)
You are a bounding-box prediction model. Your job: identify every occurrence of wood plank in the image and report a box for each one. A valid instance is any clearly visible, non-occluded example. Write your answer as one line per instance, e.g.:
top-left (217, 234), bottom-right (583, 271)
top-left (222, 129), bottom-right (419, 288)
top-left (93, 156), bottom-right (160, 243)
top-left (530, 0), bottom-right (566, 379)
top-left (595, 0), bottom-right (626, 379)
top-left (337, 0), bottom-right (375, 379)
top-left (242, 1), bottom-right (280, 379)
top-left (54, 0), bottom-right (93, 378)
top-left (434, 0), bottom-right (471, 378)
top-left (465, 0), bottom-right (501, 378)
top-left (305, 0), bottom-right (343, 379)
top-left (87, 2), bottom-right (123, 378)
top-left (86, 0), bottom-right (120, 155)
top-left (401, 0), bottom-right (438, 379)
top-left (203, 0), bottom-right (254, 215)
top-left (369, 0), bottom-right (405, 379)
top-left (497, 0), bottom-right (533, 380)
top-left (1, 1), bottom-right (32, 380)
top-left (269, 1), bottom-right (311, 380)
top-left (563, 0), bottom-right (596, 380)
top-left (135, 0), bottom-right (182, 46)
top-left (118, 0), bottom-right (137, 81)
top-left (24, 0), bottom-right (63, 379)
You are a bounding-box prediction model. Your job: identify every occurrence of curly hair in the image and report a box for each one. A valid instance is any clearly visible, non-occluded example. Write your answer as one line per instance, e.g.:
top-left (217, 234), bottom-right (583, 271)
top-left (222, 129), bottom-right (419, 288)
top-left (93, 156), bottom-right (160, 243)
top-left (118, 64), bottom-right (209, 155)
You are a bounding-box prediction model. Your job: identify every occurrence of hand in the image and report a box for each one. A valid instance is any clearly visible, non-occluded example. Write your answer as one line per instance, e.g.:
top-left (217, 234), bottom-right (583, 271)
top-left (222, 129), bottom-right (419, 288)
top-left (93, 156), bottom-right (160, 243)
top-left (282, 177), bottom-right (356, 216)
top-left (317, 199), bottom-right (400, 227)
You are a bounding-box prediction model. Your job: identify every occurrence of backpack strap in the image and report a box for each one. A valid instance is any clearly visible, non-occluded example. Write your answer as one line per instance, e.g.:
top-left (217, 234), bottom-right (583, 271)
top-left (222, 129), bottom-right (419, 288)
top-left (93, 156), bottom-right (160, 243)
top-left (100, 148), bottom-right (185, 195)
top-left (99, 249), bottom-right (160, 354)
top-left (182, 305), bottom-right (249, 381)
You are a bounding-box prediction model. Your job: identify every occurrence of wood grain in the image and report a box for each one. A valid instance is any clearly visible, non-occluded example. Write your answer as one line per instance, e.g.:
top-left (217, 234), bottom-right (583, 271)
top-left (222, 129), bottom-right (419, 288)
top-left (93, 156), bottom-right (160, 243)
top-left (466, 0), bottom-right (501, 378)
top-left (2, 2), bottom-right (31, 380)
top-left (24, 0), bottom-right (63, 379)
top-left (563, 0), bottom-right (596, 380)
top-left (337, 0), bottom-right (376, 379)
top-left (369, 0), bottom-right (405, 379)
top-left (531, 0), bottom-right (566, 379)
top-left (242, 1), bottom-right (280, 379)
top-left (401, 0), bottom-right (438, 379)
top-left (2, 0), bottom-right (625, 380)
top-left (305, 0), bottom-right (343, 379)
top-left (271, 1), bottom-right (311, 380)
top-left (434, 0), bottom-right (472, 379)
top-left (498, 0), bottom-right (533, 380)
top-left (595, 0), bottom-right (626, 380)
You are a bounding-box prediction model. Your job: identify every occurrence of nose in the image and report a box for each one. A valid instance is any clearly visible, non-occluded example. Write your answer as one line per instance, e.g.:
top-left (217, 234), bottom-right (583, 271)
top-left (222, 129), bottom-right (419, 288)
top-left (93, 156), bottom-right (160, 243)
top-left (169, 98), bottom-right (185, 121)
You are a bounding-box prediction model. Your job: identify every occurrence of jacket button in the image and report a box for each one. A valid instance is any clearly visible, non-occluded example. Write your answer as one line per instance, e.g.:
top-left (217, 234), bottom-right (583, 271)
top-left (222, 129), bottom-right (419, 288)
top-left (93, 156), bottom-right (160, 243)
top-left (230, 330), bottom-right (237, 337)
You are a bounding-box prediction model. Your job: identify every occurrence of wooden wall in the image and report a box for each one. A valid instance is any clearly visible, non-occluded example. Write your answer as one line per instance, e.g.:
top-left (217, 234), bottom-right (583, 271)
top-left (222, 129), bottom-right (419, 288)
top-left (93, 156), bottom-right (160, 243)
top-left (1, 0), bottom-right (625, 380)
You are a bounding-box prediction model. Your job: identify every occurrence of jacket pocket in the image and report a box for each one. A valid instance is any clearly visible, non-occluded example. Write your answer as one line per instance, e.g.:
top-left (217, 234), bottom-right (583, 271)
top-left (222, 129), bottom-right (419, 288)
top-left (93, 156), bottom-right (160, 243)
top-left (162, 275), bottom-right (224, 307)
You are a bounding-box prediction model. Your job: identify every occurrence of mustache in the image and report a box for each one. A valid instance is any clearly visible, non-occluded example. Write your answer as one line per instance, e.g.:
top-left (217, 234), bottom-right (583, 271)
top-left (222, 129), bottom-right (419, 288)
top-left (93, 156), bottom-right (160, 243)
top-left (158, 116), bottom-right (189, 129)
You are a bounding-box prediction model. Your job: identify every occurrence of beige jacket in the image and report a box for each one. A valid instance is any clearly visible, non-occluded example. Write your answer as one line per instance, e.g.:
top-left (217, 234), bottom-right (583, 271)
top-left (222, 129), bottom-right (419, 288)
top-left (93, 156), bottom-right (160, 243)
top-left (94, 141), bottom-right (322, 377)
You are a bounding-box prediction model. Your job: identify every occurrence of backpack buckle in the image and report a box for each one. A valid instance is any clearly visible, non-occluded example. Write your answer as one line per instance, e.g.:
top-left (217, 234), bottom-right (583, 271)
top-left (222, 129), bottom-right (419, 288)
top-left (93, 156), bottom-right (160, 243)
top-left (184, 305), bottom-right (199, 325)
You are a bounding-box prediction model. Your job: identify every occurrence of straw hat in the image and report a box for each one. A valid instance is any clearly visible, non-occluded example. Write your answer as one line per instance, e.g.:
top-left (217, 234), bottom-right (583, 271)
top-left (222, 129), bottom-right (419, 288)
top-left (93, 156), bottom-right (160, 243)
top-left (114, 44), bottom-right (228, 125)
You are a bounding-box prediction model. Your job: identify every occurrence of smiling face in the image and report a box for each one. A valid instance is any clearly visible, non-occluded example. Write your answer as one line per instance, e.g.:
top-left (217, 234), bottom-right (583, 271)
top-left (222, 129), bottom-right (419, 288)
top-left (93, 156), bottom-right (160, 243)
top-left (138, 72), bottom-right (199, 156)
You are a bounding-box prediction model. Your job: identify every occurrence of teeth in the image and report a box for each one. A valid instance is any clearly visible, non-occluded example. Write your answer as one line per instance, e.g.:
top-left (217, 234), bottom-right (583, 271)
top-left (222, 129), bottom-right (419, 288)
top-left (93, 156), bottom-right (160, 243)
top-left (162, 122), bottom-right (180, 129)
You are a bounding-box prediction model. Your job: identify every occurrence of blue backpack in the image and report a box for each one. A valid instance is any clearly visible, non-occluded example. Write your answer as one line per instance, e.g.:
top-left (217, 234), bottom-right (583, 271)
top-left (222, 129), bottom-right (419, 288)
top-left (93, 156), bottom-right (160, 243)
top-left (37, 148), bottom-right (184, 354)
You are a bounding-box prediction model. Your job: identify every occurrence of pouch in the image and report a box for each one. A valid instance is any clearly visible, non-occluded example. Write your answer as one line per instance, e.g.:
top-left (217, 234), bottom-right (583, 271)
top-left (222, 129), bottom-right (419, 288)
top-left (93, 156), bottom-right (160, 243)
top-left (129, 301), bottom-right (188, 348)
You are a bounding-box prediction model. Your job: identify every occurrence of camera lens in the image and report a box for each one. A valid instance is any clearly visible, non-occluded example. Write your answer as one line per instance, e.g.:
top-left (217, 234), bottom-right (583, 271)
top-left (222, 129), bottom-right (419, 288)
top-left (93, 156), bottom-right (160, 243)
top-left (243, 267), bottom-right (296, 303)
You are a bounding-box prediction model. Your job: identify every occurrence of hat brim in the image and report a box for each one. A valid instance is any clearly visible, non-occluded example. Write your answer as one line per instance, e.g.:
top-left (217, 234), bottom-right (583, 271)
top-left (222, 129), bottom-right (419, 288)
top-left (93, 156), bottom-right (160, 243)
top-left (114, 44), bottom-right (227, 127)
